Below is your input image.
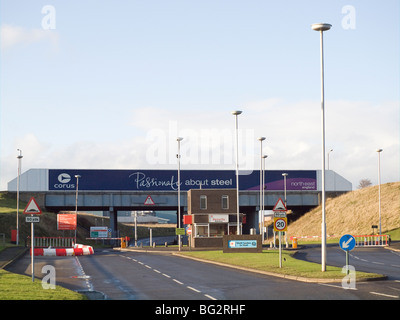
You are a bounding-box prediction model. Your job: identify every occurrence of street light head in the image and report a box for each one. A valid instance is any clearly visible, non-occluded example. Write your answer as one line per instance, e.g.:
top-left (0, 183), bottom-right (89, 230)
top-left (376, 148), bottom-right (383, 153)
top-left (262, 155), bottom-right (268, 159)
top-left (75, 175), bottom-right (81, 179)
top-left (311, 23), bottom-right (332, 32)
top-left (282, 173), bottom-right (288, 177)
top-left (257, 137), bottom-right (266, 142)
top-left (177, 137), bottom-right (183, 142)
top-left (231, 110), bottom-right (242, 116)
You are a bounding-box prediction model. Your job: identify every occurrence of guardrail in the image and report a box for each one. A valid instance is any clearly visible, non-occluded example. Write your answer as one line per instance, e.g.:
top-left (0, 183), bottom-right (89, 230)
top-left (354, 234), bottom-right (389, 247)
top-left (27, 236), bottom-right (75, 248)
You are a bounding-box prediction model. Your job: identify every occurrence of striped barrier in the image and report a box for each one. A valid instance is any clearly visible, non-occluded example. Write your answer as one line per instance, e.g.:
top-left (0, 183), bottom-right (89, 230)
top-left (31, 243), bottom-right (94, 256)
top-left (354, 234), bottom-right (389, 247)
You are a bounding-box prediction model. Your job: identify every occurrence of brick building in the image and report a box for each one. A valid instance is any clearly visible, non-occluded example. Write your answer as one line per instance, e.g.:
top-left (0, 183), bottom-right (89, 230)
top-left (186, 189), bottom-right (243, 248)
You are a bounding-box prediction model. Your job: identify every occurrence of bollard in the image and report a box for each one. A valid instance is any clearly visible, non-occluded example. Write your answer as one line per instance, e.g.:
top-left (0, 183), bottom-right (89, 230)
top-left (165, 242), bottom-right (168, 247)
top-left (153, 242), bottom-right (156, 248)
top-left (292, 237), bottom-right (298, 249)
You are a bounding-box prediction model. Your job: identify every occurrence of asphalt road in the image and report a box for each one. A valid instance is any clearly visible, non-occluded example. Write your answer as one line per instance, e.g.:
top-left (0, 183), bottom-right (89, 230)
top-left (6, 246), bottom-right (400, 300)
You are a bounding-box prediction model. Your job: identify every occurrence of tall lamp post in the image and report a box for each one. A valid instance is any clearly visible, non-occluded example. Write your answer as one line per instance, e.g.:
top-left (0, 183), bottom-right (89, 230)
top-left (262, 155), bottom-right (268, 242)
top-left (232, 110), bottom-right (242, 235)
top-left (16, 149), bottom-right (23, 245)
top-left (74, 175), bottom-right (81, 243)
top-left (177, 137), bottom-right (183, 251)
top-left (258, 137), bottom-right (266, 235)
top-left (312, 22), bottom-right (331, 272)
top-left (327, 149), bottom-right (333, 170)
top-left (282, 173), bottom-right (288, 207)
top-left (376, 149), bottom-right (383, 235)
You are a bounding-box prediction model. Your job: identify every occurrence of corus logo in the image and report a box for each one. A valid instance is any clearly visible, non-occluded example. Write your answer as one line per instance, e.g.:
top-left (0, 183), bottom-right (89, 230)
top-left (53, 173), bottom-right (75, 189)
top-left (58, 173), bottom-right (71, 183)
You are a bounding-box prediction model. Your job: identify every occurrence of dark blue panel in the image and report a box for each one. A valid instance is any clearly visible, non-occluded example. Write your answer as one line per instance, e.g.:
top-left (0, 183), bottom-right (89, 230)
top-left (48, 169), bottom-right (316, 191)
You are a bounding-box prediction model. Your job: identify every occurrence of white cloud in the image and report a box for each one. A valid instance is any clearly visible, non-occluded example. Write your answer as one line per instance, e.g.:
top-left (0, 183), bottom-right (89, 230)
top-left (0, 24), bottom-right (59, 50)
top-left (1, 99), bottom-right (398, 191)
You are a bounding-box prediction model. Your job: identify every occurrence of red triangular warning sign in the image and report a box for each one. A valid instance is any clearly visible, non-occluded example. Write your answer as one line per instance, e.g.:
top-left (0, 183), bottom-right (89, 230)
top-left (23, 197), bottom-right (42, 215)
top-left (144, 195), bottom-right (155, 205)
top-left (273, 198), bottom-right (287, 211)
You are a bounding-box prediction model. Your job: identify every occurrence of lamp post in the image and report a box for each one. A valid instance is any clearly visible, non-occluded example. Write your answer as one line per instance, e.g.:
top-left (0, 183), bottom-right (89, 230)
top-left (258, 137), bottom-right (266, 235)
top-left (74, 175), bottom-right (81, 243)
top-left (282, 173), bottom-right (288, 207)
top-left (376, 149), bottom-right (383, 235)
top-left (177, 137), bottom-right (183, 251)
top-left (16, 149), bottom-right (23, 245)
top-left (312, 22), bottom-right (331, 272)
top-left (262, 155), bottom-right (268, 242)
top-left (232, 110), bottom-right (242, 235)
top-left (327, 149), bottom-right (333, 170)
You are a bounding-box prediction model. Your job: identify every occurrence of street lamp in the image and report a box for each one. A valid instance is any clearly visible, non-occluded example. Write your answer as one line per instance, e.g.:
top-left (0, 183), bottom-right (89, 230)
top-left (282, 173), bottom-right (288, 207)
top-left (75, 175), bottom-right (81, 243)
top-left (262, 155), bottom-right (268, 242)
top-left (327, 149), bottom-right (333, 170)
top-left (258, 137), bottom-right (266, 236)
top-left (177, 137), bottom-right (183, 251)
top-left (232, 110), bottom-right (242, 235)
top-left (376, 149), bottom-right (383, 235)
top-left (312, 22), bottom-right (331, 272)
top-left (16, 149), bottom-right (23, 245)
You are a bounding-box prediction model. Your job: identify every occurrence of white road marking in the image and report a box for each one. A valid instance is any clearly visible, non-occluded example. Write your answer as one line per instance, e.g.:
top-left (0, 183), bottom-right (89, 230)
top-left (173, 279), bottom-right (184, 285)
top-left (187, 286), bottom-right (201, 293)
top-left (204, 294), bottom-right (218, 300)
top-left (370, 291), bottom-right (399, 299)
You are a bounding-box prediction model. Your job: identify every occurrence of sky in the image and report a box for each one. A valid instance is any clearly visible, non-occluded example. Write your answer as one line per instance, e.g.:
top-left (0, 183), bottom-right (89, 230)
top-left (0, 0), bottom-right (399, 191)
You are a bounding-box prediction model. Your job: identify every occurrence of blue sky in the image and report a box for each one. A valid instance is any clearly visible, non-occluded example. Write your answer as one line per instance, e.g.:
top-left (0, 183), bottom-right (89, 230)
top-left (0, 0), bottom-right (399, 190)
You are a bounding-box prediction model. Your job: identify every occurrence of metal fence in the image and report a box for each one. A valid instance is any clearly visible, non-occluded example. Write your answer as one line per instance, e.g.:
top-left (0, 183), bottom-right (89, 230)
top-left (28, 237), bottom-right (75, 248)
top-left (354, 234), bottom-right (389, 247)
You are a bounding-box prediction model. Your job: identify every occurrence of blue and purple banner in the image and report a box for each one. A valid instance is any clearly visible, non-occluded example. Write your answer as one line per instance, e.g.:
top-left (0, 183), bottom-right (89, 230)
top-left (48, 169), bottom-right (316, 191)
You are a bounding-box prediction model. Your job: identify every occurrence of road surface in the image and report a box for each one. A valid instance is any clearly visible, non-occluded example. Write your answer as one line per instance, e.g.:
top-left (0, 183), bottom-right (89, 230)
top-left (6, 246), bottom-right (400, 300)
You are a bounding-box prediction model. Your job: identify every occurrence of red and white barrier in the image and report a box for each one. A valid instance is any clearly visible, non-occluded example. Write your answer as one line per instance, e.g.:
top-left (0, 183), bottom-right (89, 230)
top-left (31, 244), bottom-right (94, 256)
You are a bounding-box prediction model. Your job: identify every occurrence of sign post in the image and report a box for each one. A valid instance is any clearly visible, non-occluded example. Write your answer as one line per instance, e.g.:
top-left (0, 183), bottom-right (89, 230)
top-left (23, 197), bottom-right (42, 282)
top-left (339, 234), bottom-right (356, 275)
top-left (273, 198), bottom-right (287, 268)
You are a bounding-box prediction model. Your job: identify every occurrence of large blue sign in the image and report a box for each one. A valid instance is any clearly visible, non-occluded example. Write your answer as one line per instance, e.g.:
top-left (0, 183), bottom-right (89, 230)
top-left (48, 169), bottom-right (317, 192)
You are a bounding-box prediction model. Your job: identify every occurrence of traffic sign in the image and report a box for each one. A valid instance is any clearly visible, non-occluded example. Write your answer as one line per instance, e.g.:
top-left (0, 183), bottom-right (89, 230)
top-left (26, 216), bottom-right (40, 223)
top-left (23, 197), bottom-right (42, 215)
top-left (144, 195), bottom-right (155, 205)
top-left (274, 217), bottom-right (287, 232)
top-left (176, 228), bottom-right (185, 236)
top-left (273, 198), bottom-right (287, 212)
top-left (340, 234), bottom-right (356, 251)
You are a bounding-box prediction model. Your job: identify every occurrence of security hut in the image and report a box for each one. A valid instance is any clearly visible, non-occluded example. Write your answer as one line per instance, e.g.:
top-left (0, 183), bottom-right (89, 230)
top-left (186, 189), bottom-right (243, 248)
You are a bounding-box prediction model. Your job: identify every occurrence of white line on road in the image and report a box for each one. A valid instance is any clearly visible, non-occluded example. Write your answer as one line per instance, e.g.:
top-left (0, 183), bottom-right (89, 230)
top-left (204, 294), bottom-right (217, 300)
top-left (162, 273), bottom-right (171, 278)
top-left (153, 269), bottom-right (161, 273)
top-left (173, 279), bottom-right (184, 285)
top-left (145, 265), bottom-right (152, 269)
top-left (370, 291), bottom-right (399, 299)
top-left (187, 286), bottom-right (201, 293)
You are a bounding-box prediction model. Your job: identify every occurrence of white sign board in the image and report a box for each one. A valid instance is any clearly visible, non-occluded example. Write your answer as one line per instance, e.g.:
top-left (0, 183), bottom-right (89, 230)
top-left (90, 226), bottom-right (109, 238)
top-left (209, 214), bottom-right (229, 223)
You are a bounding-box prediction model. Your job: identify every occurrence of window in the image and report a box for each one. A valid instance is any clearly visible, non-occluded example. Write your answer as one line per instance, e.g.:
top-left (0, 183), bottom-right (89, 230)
top-left (221, 195), bottom-right (229, 209)
top-left (200, 195), bottom-right (207, 210)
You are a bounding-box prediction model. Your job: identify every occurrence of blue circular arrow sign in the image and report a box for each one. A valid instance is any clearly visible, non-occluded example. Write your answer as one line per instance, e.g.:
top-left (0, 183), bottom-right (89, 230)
top-left (339, 234), bottom-right (356, 251)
